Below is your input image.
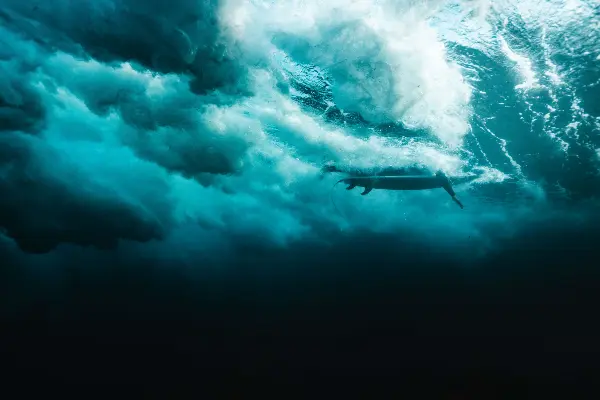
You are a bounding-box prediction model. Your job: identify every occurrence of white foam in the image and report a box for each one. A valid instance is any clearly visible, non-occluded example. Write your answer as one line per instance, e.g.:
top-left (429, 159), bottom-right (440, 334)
top-left (220, 0), bottom-right (473, 147)
top-left (499, 35), bottom-right (539, 91)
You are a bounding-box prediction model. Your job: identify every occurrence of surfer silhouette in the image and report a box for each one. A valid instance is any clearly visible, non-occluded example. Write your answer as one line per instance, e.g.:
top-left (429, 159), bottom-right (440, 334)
top-left (322, 163), bottom-right (464, 209)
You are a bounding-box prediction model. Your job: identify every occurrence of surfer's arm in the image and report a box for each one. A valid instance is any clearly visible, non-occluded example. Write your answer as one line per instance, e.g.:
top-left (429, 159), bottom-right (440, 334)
top-left (451, 196), bottom-right (464, 209)
top-left (440, 177), bottom-right (464, 209)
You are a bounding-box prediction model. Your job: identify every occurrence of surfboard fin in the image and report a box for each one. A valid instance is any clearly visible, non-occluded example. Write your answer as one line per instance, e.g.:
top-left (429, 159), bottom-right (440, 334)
top-left (361, 186), bottom-right (373, 195)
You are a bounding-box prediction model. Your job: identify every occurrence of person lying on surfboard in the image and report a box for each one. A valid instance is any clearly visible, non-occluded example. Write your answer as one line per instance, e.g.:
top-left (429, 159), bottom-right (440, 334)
top-left (321, 163), bottom-right (464, 209)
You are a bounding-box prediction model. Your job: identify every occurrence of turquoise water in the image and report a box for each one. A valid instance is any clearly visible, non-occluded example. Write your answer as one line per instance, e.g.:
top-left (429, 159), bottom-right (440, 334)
top-left (1, 1), bottom-right (600, 382)
top-left (0, 0), bottom-right (598, 263)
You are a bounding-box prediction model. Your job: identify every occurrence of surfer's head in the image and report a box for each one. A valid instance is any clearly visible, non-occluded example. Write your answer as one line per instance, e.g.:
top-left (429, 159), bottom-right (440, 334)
top-left (435, 170), bottom-right (448, 180)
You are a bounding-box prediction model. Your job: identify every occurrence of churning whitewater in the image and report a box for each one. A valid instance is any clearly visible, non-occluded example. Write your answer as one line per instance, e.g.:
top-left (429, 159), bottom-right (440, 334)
top-left (0, 0), bottom-right (598, 262)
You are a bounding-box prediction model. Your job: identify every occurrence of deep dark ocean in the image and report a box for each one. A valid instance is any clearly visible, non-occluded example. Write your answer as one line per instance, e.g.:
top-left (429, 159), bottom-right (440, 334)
top-left (1, 0), bottom-right (599, 391)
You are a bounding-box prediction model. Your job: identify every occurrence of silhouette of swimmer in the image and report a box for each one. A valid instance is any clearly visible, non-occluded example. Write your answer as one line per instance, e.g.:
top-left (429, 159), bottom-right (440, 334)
top-left (322, 164), bottom-right (464, 209)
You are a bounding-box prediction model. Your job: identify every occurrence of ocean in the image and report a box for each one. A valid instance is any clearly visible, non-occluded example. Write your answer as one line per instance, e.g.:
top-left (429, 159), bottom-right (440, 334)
top-left (1, 0), bottom-right (599, 389)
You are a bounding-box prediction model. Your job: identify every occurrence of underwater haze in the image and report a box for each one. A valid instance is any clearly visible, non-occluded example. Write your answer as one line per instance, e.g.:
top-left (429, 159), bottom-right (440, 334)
top-left (1, 0), bottom-right (600, 381)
